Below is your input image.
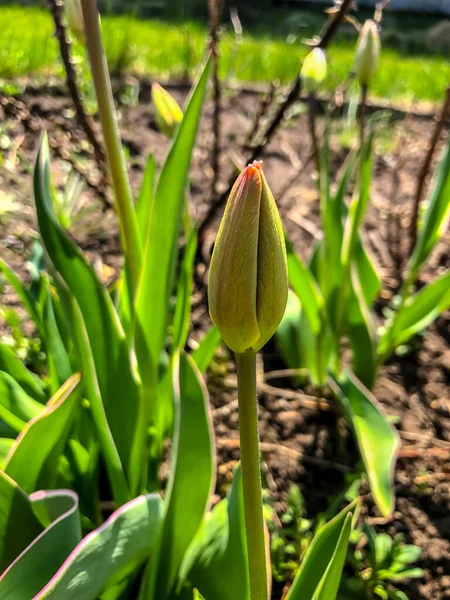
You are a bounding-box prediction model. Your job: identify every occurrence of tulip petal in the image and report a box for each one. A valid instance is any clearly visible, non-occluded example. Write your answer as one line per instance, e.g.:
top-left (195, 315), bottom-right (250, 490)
top-left (209, 166), bottom-right (262, 353)
top-left (254, 169), bottom-right (288, 351)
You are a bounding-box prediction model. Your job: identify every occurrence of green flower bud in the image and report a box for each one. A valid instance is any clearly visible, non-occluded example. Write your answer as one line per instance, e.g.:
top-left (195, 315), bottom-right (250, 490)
top-left (64, 0), bottom-right (85, 44)
top-left (301, 48), bottom-right (327, 94)
top-left (208, 162), bottom-right (288, 354)
top-left (151, 83), bottom-right (183, 138)
top-left (354, 20), bottom-right (380, 86)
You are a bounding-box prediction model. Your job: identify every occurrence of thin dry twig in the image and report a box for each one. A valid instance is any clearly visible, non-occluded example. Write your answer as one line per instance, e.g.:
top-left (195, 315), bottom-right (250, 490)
top-left (197, 0), bottom-right (354, 241)
top-left (47, 0), bottom-right (106, 177)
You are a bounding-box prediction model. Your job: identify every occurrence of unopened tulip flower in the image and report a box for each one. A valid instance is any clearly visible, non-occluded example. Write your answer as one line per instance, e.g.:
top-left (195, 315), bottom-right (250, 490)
top-left (301, 48), bottom-right (327, 94)
top-left (354, 20), bottom-right (380, 86)
top-left (65, 0), bottom-right (85, 44)
top-left (151, 83), bottom-right (183, 138)
top-left (208, 162), bottom-right (288, 354)
top-left (209, 161), bottom-right (286, 600)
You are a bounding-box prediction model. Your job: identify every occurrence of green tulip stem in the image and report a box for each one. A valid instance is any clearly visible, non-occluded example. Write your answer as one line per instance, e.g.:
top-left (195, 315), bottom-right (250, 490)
top-left (235, 350), bottom-right (268, 600)
top-left (80, 0), bottom-right (142, 294)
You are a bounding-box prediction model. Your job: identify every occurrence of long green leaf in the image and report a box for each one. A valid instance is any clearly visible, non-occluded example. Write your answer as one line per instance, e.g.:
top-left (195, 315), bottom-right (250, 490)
top-left (286, 501), bottom-right (356, 600)
top-left (341, 135), bottom-right (373, 270)
top-left (0, 488), bottom-right (81, 599)
top-left (0, 439), bottom-right (14, 468)
top-left (346, 266), bottom-right (377, 389)
top-left (35, 494), bottom-right (164, 599)
top-left (379, 270), bottom-right (450, 360)
top-left (0, 371), bottom-right (43, 434)
top-left (42, 285), bottom-right (72, 391)
top-left (408, 138), bottom-right (450, 276)
top-left (276, 289), bottom-right (303, 371)
top-left (135, 59), bottom-right (210, 386)
top-left (311, 514), bottom-right (353, 600)
top-left (0, 471), bottom-right (43, 573)
top-left (34, 135), bottom-right (140, 493)
top-left (0, 343), bottom-right (46, 402)
top-left (0, 258), bottom-right (43, 334)
top-left (144, 351), bottom-right (215, 599)
top-left (192, 326), bottom-right (222, 374)
top-left (4, 373), bottom-right (81, 493)
top-left (178, 467), bottom-right (249, 600)
top-left (68, 298), bottom-right (129, 505)
top-left (286, 240), bottom-right (324, 336)
top-left (136, 153), bottom-right (157, 247)
top-left (330, 373), bottom-right (400, 516)
top-left (172, 229), bottom-right (198, 352)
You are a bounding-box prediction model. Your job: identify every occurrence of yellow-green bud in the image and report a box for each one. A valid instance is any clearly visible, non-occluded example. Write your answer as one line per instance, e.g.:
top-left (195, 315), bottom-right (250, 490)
top-left (64, 0), bottom-right (85, 44)
top-left (151, 83), bottom-right (183, 138)
top-left (354, 20), bottom-right (380, 86)
top-left (208, 162), bottom-right (288, 354)
top-left (301, 48), bottom-right (327, 94)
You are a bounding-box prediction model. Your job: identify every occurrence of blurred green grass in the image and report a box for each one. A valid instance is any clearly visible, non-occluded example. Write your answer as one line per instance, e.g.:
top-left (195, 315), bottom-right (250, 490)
top-left (1, 6), bottom-right (449, 104)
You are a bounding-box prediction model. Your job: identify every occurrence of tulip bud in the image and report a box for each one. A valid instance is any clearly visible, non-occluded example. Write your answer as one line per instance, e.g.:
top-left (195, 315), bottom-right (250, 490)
top-left (208, 162), bottom-right (288, 354)
top-left (354, 20), bottom-right (380, 86)
top-left (151, 83), bottom-right (183, 138)
top-left (64, 0), bottom-right (85, 44)
top-left (301, 48), bottom-right (327, 94)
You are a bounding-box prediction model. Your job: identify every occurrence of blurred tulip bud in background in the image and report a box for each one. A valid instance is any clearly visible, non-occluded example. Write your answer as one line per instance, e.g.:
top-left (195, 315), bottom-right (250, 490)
top-left (64, 0), bottom-right (85, 44)
top-left (354, 20), bottom-right (380, 86)
top-left (301, 47), bottom-right (327, 94)
top-left (151, 83), bottom-right (183, 138)
top-left (208, 162), bottom-right (288, 354)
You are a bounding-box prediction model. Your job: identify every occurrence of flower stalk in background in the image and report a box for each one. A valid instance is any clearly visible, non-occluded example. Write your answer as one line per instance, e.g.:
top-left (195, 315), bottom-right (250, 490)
top-left (209, 162), bottom-right (288, 600)
top-left (354, 19), bottom-right (380, 87)
top-left (80, 0), bottom-right (142, 296)
top-left (64, 0), bottom-right (85, 44)
top-left (354, 19), bottom-right (380, 146)
top-left (152, 82), bottom-right (183, 138)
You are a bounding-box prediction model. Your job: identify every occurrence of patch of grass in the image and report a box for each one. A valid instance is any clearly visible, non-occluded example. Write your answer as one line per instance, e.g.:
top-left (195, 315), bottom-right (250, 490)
top-left (1, 6), bottom-right (449, 104)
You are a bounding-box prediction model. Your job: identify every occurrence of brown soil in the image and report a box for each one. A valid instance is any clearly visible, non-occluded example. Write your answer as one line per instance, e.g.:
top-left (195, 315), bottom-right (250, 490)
top-left (0, 82), bottom-right (449, 599)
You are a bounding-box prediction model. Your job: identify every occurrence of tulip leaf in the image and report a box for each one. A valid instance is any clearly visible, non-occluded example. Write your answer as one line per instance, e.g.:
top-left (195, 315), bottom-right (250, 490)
top-left (354, 238), bottom-right (381, 307)
top-left (330, 373), bottom-right (400, 517)
top-left (311, 513), bottom-right (353, 600)
top-left (0, 259), bottom-right (43, 334)
top-left (144, 352), bottom-right (215, 599)
top-left (408, 137), bottom-right (450, 276)
top-left (0, 471), bottom-right (43, 573)
top-left (0, 343), bottom-right (46, 402)
top-left (0, 439), bottom-right (14, 468)
top-left (33, 135), bottom-right (140, 493)
top-left (136, 153), bottom-right (156, 247)
top-left (346, 266), bottom-right (377, 389)
top-left (178, 467), bottom-right (249, 600)
top-left (379, 270), bottom-right (450, 361)
top-left (192, 326), bottom-right (222, 373)
top-left (0, 371), bottom-right (44, 434)
top-left (341, 134), bottom-right (373, 271)
top-left (35, 494), bottom-right (164, 599)
top-left (135, 59), bottom-right (210, 385)
top-left (276, 289), bottom-right (303, 372)
top-left (286, 501), bottom-right (356, 600)
top-left (4, 373), bottom-right (81, 493)
top-left (286, 240), bottom-right (324, 336)
top-left (42, 286), bottom-right (72, 392)
top-left (172, 229), bottom-right (197, 352)
top-left (0, 488), bottom-right (81, 599)
top-left (68, 298), bottom-right (129, 505)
